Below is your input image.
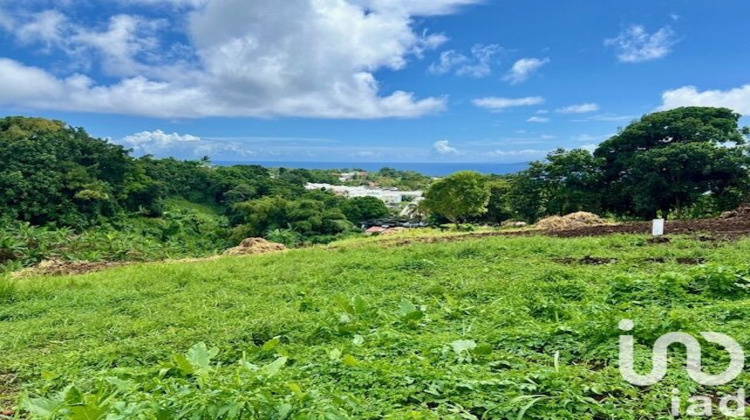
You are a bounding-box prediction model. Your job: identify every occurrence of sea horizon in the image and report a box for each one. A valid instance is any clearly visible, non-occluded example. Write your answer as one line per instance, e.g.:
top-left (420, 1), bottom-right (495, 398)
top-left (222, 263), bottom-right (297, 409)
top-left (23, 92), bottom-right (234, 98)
top-left (213, 161), bottom-right (529, 177)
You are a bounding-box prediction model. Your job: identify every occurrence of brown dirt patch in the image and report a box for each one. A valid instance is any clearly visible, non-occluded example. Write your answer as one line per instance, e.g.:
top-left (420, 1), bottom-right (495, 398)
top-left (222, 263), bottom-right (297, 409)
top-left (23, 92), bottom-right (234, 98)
top-left (223, 238), bottom-right (287, 256)
top-left (554, 256), bottom-right (618, 265)
top-left (0, 371), bottom-right (19, 414)
top-left (647, 236), bottom-right (671, 244)
top-left (676, 257), bottom-right (707, 265)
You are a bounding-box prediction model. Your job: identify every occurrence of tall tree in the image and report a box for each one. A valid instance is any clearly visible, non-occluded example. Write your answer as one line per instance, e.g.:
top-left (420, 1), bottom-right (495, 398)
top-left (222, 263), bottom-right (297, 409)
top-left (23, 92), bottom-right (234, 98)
top-left (595, 107), bottom-right (750, 218)
top-left (422, 171), bottom-right (490, 224)
top-left (507, 149), bottom-right (603, 222)
top-left (341, 196), bottom-right (390, 224)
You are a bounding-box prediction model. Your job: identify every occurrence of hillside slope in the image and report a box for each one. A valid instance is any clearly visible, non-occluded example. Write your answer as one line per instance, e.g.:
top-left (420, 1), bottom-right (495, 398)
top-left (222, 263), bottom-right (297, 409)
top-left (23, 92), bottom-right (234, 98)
top-left (3, 234), bottom-right (750, 418)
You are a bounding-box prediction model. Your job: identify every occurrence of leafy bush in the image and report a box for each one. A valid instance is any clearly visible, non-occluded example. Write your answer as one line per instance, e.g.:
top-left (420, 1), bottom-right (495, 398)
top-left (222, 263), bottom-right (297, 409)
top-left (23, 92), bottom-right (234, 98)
top-left (22, 343), bottom-right (352, 419)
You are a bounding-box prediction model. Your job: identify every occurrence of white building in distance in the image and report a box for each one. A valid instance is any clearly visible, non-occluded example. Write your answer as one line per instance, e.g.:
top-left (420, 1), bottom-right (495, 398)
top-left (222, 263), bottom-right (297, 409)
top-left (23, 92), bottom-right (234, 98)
top-left (305, 183), bottom-right (422, 206)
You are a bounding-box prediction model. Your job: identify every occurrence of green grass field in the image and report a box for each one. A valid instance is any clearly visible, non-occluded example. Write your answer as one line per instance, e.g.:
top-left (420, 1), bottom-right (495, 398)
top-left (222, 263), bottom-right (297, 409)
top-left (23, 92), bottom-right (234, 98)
top-left (3, 234), bottom-right (750, 418)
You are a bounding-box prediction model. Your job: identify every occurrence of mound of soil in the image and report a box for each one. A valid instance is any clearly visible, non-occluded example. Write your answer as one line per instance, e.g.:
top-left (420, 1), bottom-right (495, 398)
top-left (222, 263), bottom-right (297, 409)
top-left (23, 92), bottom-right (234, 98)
top-left (720, 205), bottom-right (750, 219)
top-left (223, 238), bottom-right (287, 256)
top-left (537, 212), bottom-right (607, 231)
top-left (13, 259), bottom-right (126, 278)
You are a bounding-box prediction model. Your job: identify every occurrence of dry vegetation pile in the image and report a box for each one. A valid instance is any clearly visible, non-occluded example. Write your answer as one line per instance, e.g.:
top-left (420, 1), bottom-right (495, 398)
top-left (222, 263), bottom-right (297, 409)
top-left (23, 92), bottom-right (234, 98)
top-left (12, 259), bottom-right (126, 278)
top-left (222, 238), bottom-right (287, 256)
top-left (536, 212), bottom-right (607, 231)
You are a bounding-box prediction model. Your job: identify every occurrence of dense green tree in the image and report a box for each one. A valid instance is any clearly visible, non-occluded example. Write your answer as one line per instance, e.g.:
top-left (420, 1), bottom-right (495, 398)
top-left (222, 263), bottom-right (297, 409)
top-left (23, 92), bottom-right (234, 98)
top-left (231, 196), bottom-right (352, 241)
top-left (506, 149), bottom-right (602, 223)
top-left (483, 178), bottom-right (513, 223)
top-left (595, 107), bottom-right (750, 218)
top-left (507, 165), bottom-right (547, 223)
top-left (538, 149), bottom-right (603, 216)
top-left (341, 197), bottom-right (390, 224)
top-left (0, 117), bottom-right (158, 227)
top-left (422, 171), bottom-right (490, 224)
top-left (626, 142), bottom-right (749, 218)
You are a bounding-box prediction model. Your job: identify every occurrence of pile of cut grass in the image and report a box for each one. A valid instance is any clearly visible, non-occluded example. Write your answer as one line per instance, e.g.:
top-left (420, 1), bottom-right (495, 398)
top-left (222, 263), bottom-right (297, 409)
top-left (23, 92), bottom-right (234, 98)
top-left (2, 234), bottom-right (750, 418)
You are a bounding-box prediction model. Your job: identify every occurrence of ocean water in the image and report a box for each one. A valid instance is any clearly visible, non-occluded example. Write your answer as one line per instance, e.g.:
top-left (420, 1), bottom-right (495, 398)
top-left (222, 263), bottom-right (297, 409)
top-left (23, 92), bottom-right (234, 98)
top-left (213, 161), bottom-right (528, 177)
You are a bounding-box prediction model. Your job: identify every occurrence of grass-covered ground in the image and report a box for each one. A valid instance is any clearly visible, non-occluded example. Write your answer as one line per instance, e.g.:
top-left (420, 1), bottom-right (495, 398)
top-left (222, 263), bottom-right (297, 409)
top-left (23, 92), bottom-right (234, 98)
top-left (3, 234), bottom-right (750, 418)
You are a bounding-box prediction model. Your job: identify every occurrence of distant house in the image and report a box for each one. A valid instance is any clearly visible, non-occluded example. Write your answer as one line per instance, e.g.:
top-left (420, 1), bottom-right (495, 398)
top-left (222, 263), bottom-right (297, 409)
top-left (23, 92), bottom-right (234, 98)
top-left (305, 183), bottom-right (422, 207)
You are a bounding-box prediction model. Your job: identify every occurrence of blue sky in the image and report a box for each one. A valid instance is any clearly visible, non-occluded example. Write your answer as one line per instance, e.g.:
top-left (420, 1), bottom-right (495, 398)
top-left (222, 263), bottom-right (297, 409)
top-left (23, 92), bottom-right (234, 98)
top-left (0, 0), bottom-right (748, 163)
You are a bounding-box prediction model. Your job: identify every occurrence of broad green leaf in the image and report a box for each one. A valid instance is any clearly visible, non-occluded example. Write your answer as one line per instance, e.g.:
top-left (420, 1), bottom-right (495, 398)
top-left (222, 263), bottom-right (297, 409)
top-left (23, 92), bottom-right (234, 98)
top-left (342, 354), bottom-right (358, 367)
top-left (185, 342), bottom-right (219, 370)
top-left (70, 405), bottom-right (106, 420)
top-left (451, 339), bottom-right (477, 354)
top-left (329, 348), bottom-right (342, 361)
top-left (353, 296), bottom-right (369, 315)
top-left (259, 356), bottom-right (288, 377)
top-left (277, 403), bottom-right (293, 419)
top-left (472, 343), bottom-right (493, 355)
top-left (63, 386), bottom-right (83, 405)
top-left (398, 300), bottom-right (423, 321)
top-left (261, 337), bottom-right (281, 351)
top-left (22, 396), bottom-right (65, 418)
top-left (172, 354), bottom-right (195, 376)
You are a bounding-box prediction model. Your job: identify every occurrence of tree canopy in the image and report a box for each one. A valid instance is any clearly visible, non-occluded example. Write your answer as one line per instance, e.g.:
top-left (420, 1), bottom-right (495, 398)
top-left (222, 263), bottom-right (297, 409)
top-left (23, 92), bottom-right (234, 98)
top-left (595, 107), bottom-right (750, 218)
top-left (422, 171), bottom-right (490, 224)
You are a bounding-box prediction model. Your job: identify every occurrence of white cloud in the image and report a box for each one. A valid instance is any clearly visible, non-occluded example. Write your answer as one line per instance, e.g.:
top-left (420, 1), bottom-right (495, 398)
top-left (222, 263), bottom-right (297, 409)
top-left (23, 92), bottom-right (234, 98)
top-left (122, 129), bottom-right (200, 148)
top-left (429, 43), bottom-right (501, 78)
top-left (605, 25), bottom-right (677, 63)
top-left (660, 85), bottom-right (750, 116)
top-left (120, 129), bottom-right (258, 158)
top-left (473, 96), bottom-right (545, 112)
top-left (433, 140), bottom-right (459, 155)
top-left (527, 116), bottom-right (549, 123)
top-left (0, 0), bottom-right (483, 119)
top-left (503, 57), bottom-right (549, 85)
top-left (15, 11), bottom-right (170, 78)
top-left (556, 103), bottom-right (600, 114)
top-left (429, 50), bottom-right (468, 75)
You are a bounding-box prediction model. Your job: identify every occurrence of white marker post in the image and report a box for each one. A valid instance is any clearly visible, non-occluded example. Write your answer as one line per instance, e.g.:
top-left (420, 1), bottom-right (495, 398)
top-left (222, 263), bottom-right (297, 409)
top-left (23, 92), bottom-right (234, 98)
top-left (652, 219), bottom-right (665, 236)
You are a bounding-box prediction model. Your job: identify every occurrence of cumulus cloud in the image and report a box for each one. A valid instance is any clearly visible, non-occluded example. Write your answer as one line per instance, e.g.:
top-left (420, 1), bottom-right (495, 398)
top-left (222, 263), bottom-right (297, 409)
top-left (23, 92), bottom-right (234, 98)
top-left (660, 85), bottom-right (750, 116)
top-left (502, 57), bottom-right (549, 85)
top-left (0, 0), bottom-right (483, 118)
top-left (429, 44), bottom-right (501, 78)
top-left (433, 140), bottom-right (459, 155)
top-left (120, 129), bottom-right (257, 158)
top-left (605, 25), bottom-right (677, 63)
top-left (473, 96), bottom-right (545, 112)
top-left (122, 129), bottom-right (199, 147)
top-left (15, 11), bottom-right (173, 77)
top-left (556, 103), bottom-right (599, 114)
top-left (527, 116), bottom-right (549, 123)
